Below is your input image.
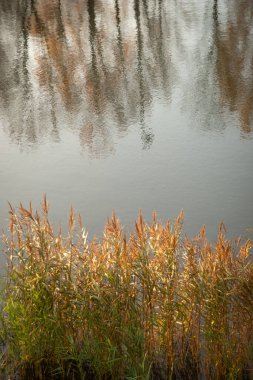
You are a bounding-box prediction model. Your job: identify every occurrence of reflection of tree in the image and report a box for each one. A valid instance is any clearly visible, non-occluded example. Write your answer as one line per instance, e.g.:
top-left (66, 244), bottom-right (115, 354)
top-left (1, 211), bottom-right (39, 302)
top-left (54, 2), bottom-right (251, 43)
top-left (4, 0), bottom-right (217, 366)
top-left (0, 0), bottom-right (172, 156)
top-left (214, 0), bottom-right (253, 136)
top-left (165, 0), bottom-right (253, 136)
top-left (1, 0), bottom-right (252, 155)
top-left (167, 1), bottom-right (223, 132)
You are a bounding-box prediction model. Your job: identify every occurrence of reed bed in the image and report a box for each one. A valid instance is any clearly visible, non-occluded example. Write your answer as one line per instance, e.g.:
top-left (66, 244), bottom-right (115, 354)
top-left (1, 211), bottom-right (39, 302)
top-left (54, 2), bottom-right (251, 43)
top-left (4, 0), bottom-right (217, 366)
top-left (0, 199), bottom-right (252, 379)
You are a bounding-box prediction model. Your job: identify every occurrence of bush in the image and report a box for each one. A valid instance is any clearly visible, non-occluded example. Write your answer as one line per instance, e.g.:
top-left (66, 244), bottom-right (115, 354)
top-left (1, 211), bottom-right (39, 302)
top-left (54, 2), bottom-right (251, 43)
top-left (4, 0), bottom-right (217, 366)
top-left (0, 199), bottom-right (252, 379)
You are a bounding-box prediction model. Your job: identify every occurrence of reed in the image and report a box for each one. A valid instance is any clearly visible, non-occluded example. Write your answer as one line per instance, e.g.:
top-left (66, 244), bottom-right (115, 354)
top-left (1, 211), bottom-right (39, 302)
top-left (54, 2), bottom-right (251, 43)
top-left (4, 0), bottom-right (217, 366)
top-left (0, 199), bottom-right (252, 379)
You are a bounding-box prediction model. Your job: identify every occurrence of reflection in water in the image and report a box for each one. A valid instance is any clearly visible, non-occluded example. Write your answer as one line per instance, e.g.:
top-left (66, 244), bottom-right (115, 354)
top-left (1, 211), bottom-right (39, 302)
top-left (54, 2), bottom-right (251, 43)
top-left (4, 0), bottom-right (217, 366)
top-left (0, 0), bottom-right (253, 156)
top-left (215, 1), bottom-right (253, 136)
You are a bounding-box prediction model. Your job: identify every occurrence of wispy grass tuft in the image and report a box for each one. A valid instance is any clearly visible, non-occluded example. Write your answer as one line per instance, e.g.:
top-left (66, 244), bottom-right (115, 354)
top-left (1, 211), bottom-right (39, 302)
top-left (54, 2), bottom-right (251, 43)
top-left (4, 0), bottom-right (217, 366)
top-left (0, 199), bottom-right (252, 379)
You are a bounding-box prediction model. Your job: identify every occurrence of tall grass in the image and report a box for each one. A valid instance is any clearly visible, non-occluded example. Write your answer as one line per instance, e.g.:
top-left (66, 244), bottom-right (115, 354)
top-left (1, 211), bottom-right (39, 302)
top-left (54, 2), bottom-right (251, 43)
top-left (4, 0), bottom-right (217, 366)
top-left (0, 199), bottom-right (252, 379)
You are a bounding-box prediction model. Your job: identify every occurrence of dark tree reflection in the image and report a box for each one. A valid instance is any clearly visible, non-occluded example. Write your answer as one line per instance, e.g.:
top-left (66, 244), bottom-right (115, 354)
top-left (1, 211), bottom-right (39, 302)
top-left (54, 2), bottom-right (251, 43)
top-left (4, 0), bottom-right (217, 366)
top-left (0, 0), bottom-right (252, 156)
top-left (0, 0), bottom-right (171, 155)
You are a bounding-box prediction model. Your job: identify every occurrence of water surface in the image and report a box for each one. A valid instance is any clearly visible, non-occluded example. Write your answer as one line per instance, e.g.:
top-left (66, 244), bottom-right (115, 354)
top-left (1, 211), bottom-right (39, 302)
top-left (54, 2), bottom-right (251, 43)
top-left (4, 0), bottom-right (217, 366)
top-left (0, 0), bottom-right (253, 241)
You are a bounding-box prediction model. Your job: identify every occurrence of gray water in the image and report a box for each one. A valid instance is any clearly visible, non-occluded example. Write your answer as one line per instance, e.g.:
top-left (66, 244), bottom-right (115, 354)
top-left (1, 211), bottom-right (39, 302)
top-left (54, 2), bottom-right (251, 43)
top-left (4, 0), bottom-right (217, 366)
top-left (0, 0), bottom-right (253, 242)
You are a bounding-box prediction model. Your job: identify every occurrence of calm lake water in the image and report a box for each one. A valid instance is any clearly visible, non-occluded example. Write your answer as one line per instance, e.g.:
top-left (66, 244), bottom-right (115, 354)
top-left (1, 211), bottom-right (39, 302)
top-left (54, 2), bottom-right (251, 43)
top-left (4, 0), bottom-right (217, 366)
top-left (0, 0), bottom-right (253, 241)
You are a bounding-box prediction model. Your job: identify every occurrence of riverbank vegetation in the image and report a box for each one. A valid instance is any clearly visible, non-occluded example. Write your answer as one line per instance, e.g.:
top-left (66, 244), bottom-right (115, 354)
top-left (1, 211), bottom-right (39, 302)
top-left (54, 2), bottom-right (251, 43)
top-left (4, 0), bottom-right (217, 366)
top-left (0, 200), bottom-right (252, 379)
